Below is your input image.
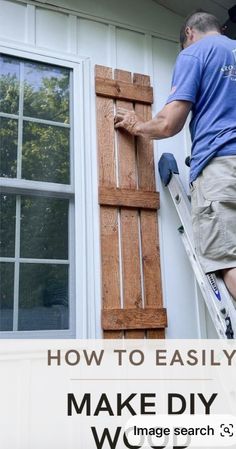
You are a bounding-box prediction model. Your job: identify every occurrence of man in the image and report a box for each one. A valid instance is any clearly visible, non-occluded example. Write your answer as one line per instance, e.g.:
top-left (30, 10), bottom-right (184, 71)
top-left (114, 11), bottom-right (236, 299)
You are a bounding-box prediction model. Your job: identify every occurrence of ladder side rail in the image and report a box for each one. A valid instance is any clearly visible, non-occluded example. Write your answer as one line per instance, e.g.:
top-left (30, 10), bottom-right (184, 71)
top-left (165, 171), bottom-right (236, 339)
top-left (180, 231), bottom-right (236, 339)
top-left (167, 174), bottom-right (194, 243)
top-left (158, 153), bottom-right (236, 339)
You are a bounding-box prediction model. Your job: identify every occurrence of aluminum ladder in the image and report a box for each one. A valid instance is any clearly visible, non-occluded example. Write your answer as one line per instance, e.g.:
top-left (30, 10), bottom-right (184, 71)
top-left (158, 152), bottom-right (236, 339)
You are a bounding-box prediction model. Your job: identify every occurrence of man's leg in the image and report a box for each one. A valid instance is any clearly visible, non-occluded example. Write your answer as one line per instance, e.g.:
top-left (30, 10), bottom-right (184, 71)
top-left (222, 268), bottom-right (236, 300)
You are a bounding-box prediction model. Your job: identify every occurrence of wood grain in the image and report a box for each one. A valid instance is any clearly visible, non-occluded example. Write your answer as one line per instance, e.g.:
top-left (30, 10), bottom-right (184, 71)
top-left (102, 308), bottom-right (167, 330)
top-left (96, 65), bottom-right (122, 339)
top-left (99, 187), bottom-right (160, 209)
top-left (134, 73), bottom-right (164, 339)
top-left (115, 69), bottom-right (144, 339)
top-left (96, 66), bottom-right (166, 340)
top-left (96, 76), bottom-right (153, 104)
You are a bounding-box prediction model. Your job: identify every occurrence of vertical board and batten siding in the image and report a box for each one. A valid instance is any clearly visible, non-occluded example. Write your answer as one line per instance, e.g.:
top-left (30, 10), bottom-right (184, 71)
top-left (0, 0), bottom-right (26, 41)
top-left (36, 9), bottom-right (70, 51)
top-left (0, 0), bottom-right (217, 338)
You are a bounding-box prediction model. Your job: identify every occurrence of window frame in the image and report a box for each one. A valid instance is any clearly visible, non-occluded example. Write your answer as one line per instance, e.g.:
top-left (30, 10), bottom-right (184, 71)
top-left (0, 44), bottom-right (90, 338)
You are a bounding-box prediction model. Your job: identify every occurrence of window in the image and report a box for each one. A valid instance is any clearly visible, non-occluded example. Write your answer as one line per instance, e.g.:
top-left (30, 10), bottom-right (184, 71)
top-left (0, 52), bottom-right (75, 336)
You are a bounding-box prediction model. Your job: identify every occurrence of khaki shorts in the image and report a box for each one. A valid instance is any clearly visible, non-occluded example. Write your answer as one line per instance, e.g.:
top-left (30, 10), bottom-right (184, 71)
top-left (191, 156), bottom-right (236, 274)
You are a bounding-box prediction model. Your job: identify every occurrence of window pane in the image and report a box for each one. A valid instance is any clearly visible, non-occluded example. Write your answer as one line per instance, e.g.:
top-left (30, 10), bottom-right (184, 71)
top-left (0, 55), bottom-right (20, 114)
top-left (22, 122), bottom-right (70, 184)
top-left (0, 194), bottom-right (16, 257)
top-left (0, 263), bottom-right (14, 331)
top-left (24, 62), bottom-right (70, 123)
top-left (18, 264), bottom-right (69, 331)
top-left (0, 117), bottom-right (18, 178)
top-left (20, 196), bottom-right (68, 260)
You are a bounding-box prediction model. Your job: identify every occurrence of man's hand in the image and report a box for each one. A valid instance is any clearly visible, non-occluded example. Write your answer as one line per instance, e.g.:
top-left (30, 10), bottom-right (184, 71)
top-left (114, 108), bottom-right (143, 135)
top-left (114, 101), bottom-right (192, 140)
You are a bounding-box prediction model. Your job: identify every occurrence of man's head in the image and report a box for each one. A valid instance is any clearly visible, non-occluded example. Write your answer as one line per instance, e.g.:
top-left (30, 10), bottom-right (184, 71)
top-left (180, 10), bottom-right (222, 50)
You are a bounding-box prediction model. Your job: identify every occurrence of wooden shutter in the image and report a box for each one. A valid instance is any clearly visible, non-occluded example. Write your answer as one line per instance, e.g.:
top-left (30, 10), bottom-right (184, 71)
top-left (95, 65), bottom-right (167, 339)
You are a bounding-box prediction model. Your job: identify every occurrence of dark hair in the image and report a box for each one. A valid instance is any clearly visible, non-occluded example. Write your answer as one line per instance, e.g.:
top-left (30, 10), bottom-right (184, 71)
top-left (180, 10), bottom-right (221, 49)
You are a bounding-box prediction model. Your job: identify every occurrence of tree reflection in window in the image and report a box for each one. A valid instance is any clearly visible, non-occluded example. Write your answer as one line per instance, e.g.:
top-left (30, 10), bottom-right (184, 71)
top-left (24, 62), bottom-right (70, 123)
top-left (0, 55), bottom-right (70, 183)
top-left (0, 55), bottom-right (72, 333)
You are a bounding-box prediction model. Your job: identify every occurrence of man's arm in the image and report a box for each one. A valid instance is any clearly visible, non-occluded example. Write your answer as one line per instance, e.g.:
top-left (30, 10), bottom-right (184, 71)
top-left (114, 100), bottom-right (192, 139)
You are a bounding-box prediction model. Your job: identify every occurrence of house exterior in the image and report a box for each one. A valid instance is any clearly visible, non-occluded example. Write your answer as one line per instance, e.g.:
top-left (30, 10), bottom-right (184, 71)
top-left (0, 0), bottom-right (233, 339)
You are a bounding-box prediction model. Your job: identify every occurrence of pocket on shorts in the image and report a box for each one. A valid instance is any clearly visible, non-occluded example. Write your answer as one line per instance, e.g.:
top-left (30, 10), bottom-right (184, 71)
top-left (202, 177), bottom-right (236, 201)
top-left (197, 200), bottom-right (226, 259)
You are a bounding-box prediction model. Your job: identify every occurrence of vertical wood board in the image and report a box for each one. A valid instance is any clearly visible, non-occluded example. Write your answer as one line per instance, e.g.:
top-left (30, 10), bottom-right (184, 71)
top-left (134, 73), bottom-right (164, 338)
top-left (115, 68), bottom-right (144, 339)
top-left (96, 65), bottom-right (122, 338)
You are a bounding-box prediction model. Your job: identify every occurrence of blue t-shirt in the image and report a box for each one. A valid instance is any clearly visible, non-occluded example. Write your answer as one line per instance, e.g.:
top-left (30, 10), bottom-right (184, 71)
top-left (166, 35), bottom-right (236, 182)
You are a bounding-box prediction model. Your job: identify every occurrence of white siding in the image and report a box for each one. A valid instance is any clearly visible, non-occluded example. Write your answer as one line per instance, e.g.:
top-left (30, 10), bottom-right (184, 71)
top-left (35, 8), bottom-right (69, 52)
top-left (77, 19), bottom-right (110, 65)
top-left (116, 28), bottom-right (146, 73)
top-left (0, 0), bottom-right (26, 42)
top-left (0, 0), bottom-right (216, 338)
top-left (41, 0), bottom-right (183, 42)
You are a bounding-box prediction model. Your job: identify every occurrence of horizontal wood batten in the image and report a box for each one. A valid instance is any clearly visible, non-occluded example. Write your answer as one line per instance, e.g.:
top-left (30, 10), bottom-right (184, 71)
top-left (102, 308), bottom-right (167, 330)
top-left (95, 77), bottom-right (153, 104)
top-left (99, 187), bottom-right (160, 209)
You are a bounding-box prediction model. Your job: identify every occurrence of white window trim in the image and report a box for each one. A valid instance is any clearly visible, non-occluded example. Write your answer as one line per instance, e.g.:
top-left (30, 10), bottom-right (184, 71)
top-left (0, 43), bottom-right (100, 338)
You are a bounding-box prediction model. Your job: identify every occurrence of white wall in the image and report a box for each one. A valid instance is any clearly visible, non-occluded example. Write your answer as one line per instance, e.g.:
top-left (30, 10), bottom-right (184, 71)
top-left (0, 0), bottom-right (216, 338)
top-left (38, 0), bottom-right (183, 42)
